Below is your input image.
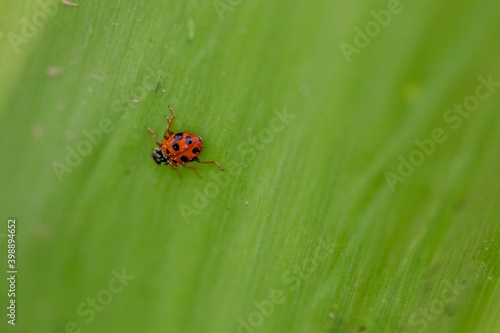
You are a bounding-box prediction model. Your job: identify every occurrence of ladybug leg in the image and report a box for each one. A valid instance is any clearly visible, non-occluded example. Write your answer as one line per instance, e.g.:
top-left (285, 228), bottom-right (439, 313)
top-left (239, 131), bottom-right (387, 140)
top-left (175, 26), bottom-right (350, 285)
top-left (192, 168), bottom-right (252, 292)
top-left (145, 128), bottom-right (162, 147)
top-left (163, 105), bottom-right (176, 138)
top-left (196, 160), bottom-right (224, 171)
top-left (169, 164), bottom-right (182, 177)
top-left (184, 166), bottom-right (202, 178)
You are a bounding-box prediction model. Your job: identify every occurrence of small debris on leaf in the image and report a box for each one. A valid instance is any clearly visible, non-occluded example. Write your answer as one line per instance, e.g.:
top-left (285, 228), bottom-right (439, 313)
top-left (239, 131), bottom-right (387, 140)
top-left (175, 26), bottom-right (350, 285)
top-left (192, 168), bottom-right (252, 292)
top-left (88, 74), bottom-right (104, 82)
top-left (31, 126), bottom-right (44, 139)
top-left (61, 0), bottom-right (79, 6)
top-left (47, 67), bottom-right (63, 77)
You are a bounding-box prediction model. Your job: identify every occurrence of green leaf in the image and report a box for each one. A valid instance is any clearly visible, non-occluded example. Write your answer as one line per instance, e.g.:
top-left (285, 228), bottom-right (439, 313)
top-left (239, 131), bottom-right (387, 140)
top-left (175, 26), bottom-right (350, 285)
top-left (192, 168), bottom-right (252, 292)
top-left (1, 0), bottom-right (499, 332)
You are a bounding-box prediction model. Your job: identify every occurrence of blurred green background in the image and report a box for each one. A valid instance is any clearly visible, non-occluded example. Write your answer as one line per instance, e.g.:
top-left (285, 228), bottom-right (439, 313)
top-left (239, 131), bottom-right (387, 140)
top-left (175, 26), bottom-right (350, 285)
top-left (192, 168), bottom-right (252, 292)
top-left (0, 0), bottom-right (499, 332)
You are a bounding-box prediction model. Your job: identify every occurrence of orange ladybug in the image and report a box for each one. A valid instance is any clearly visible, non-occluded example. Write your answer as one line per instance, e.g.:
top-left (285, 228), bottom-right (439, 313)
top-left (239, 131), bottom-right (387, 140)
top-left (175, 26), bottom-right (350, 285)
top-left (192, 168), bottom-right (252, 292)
top-left (146, 106), bottom-right (223, 177)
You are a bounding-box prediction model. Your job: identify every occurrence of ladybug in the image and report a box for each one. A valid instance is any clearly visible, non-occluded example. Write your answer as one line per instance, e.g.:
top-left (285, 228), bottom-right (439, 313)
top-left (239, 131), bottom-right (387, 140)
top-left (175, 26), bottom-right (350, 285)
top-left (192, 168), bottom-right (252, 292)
top-left (146, 106), bottom-right (223, 177)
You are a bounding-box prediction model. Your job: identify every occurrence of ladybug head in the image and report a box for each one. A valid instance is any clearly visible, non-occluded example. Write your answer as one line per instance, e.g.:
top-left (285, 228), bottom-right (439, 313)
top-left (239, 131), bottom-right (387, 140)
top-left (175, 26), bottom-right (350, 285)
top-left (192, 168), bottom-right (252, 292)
top-left (152, 147), bottom-right (169, 165)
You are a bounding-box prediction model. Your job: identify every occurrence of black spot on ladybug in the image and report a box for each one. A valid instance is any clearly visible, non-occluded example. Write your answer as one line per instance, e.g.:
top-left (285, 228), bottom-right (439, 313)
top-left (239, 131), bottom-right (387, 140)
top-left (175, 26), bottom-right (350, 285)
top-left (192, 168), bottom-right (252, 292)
top-left (174, 133), bottom-right (183, 141)
top-left (180, 156), bottom-right (189, 163)
top-left (172, 143), bottom-right (180, 151)
top-left (166, 149), bottom-right (170, 155)
top-left (192, 147), bottom-right (200, 154)
top-left (185, 135), bottom-right (192, 145)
